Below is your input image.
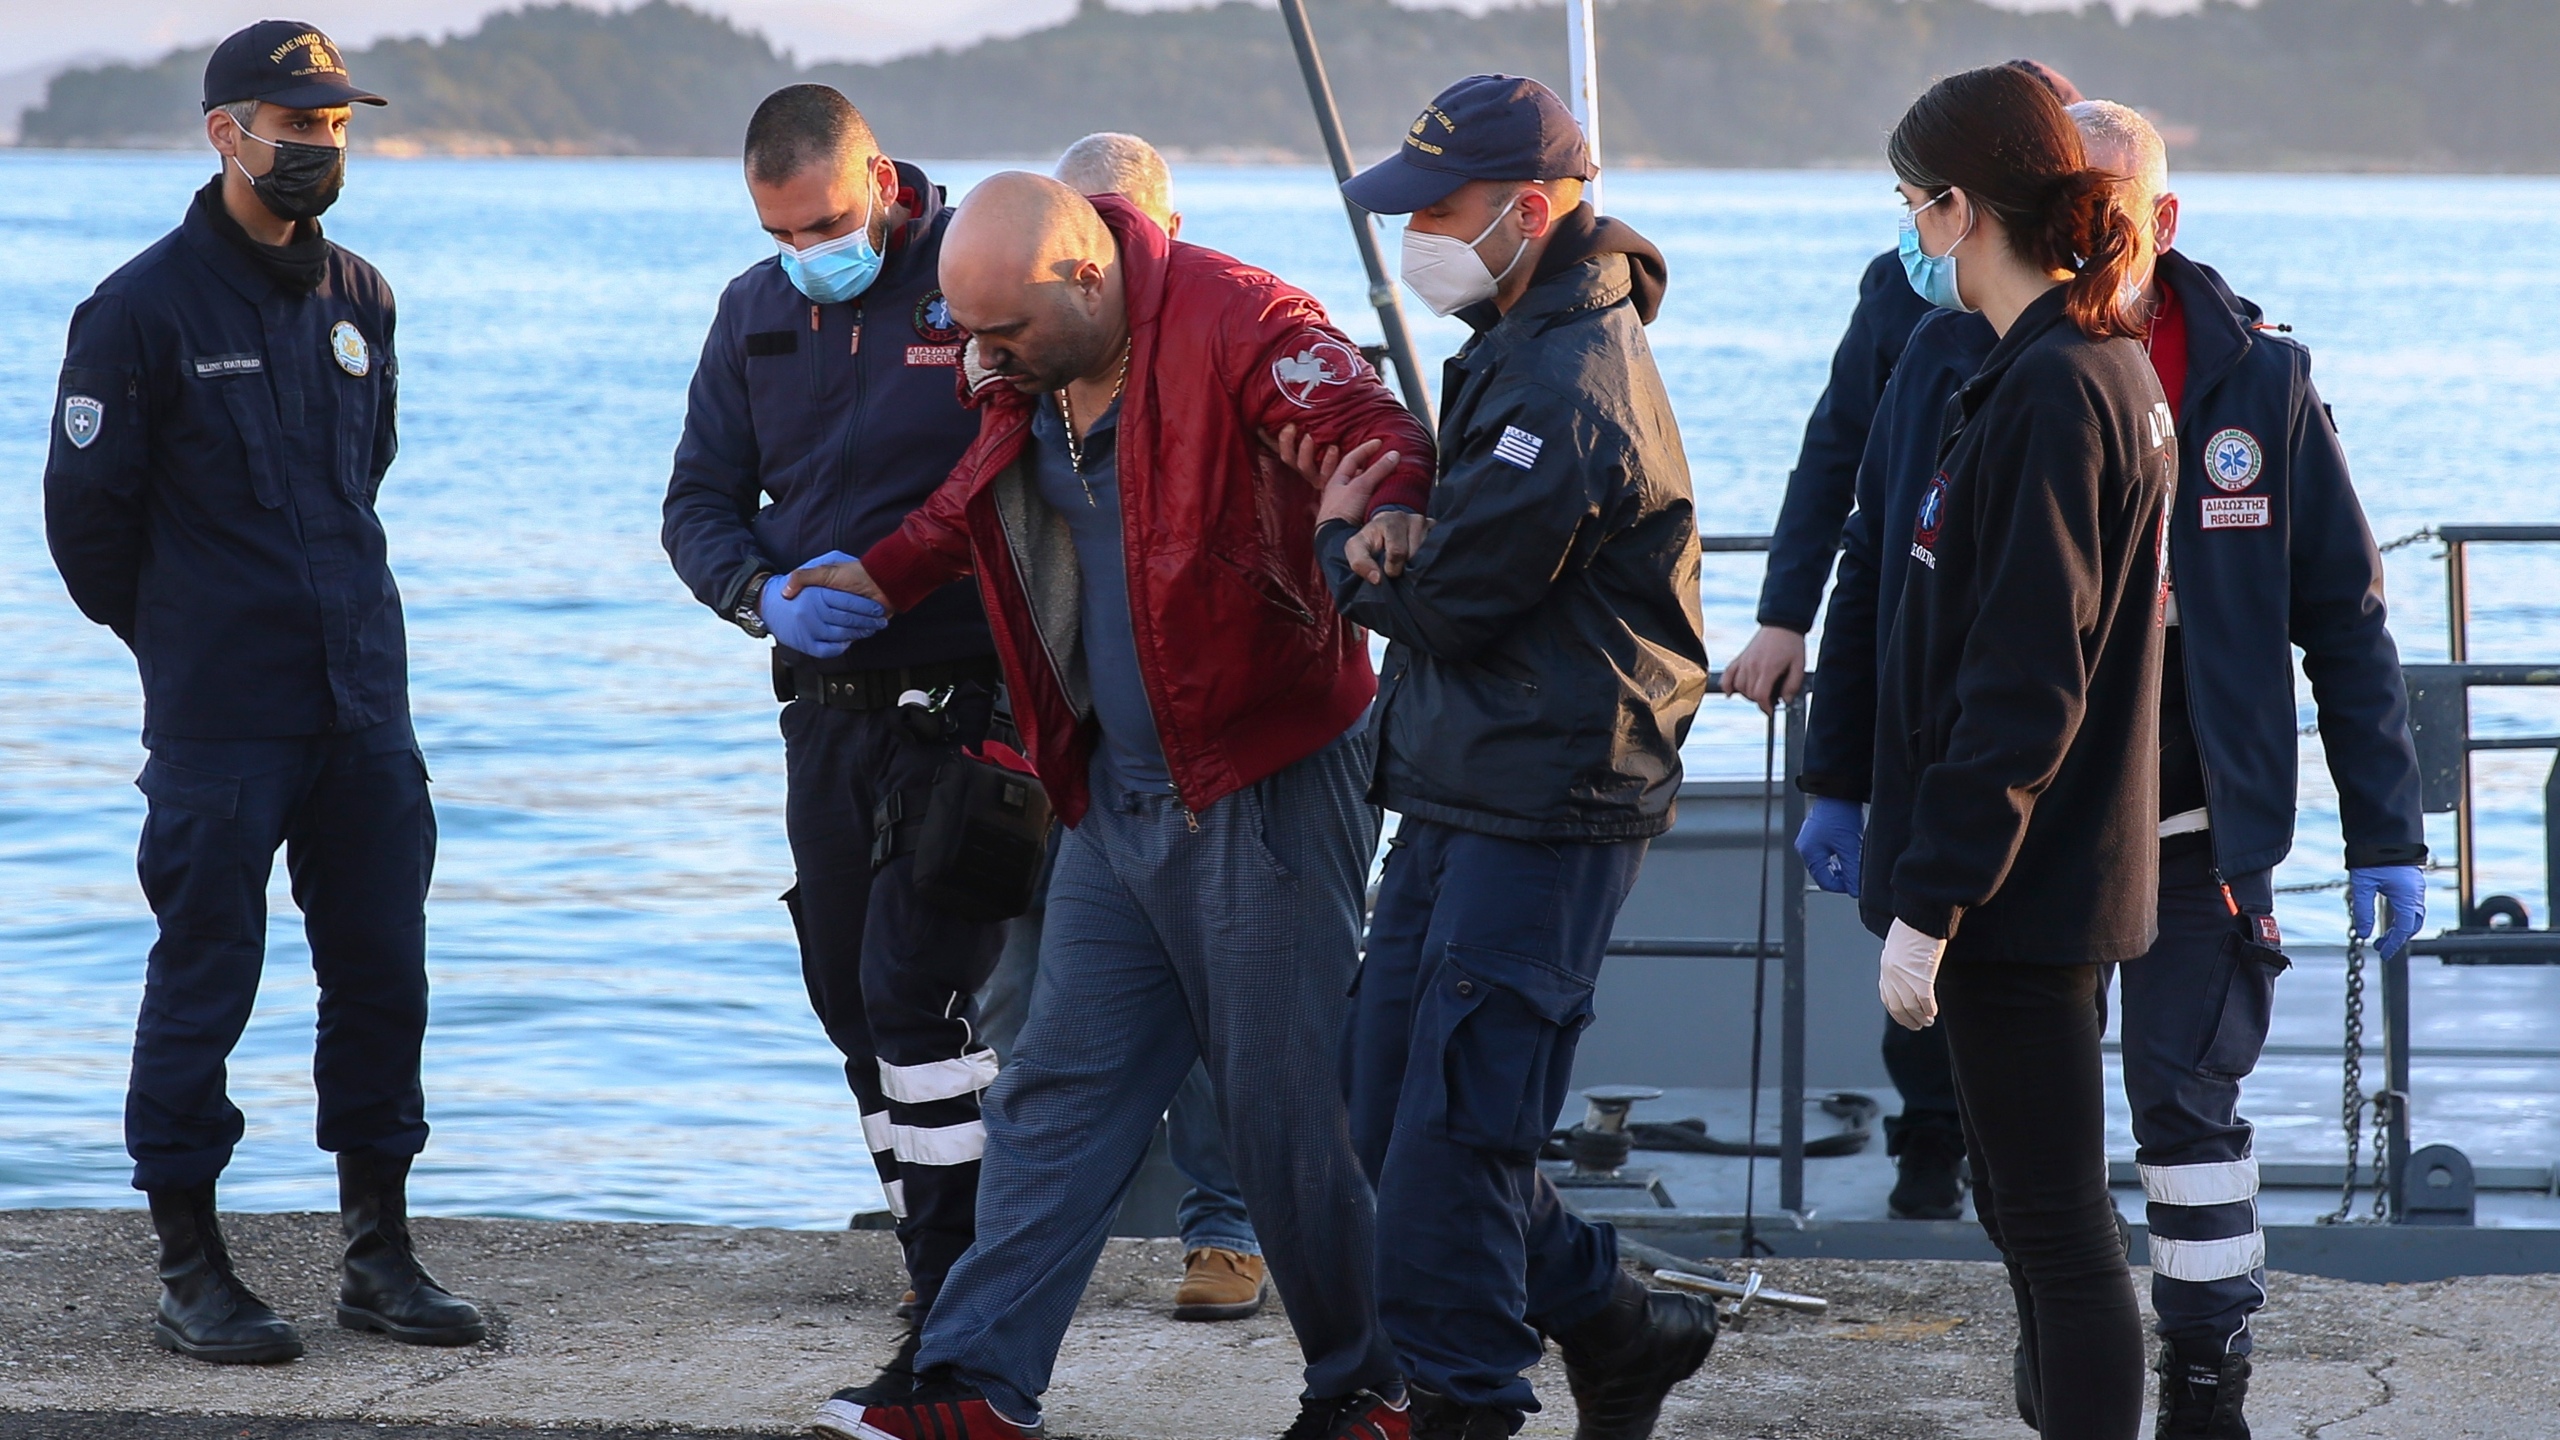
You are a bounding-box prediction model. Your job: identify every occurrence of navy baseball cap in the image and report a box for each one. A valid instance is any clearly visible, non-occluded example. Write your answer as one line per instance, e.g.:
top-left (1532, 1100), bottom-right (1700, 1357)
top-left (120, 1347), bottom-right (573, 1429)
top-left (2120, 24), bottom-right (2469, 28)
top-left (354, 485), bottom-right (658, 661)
top-left (202, 21), bottom-right (385, 112)
top-left (1341, 74), bottom-right (1593, 215)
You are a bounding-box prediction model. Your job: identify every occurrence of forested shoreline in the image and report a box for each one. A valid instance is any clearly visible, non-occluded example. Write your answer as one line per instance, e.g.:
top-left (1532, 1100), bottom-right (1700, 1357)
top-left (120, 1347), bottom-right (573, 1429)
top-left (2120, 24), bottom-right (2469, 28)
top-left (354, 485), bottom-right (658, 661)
top-left (20, 0), bottom-right (2558, 172)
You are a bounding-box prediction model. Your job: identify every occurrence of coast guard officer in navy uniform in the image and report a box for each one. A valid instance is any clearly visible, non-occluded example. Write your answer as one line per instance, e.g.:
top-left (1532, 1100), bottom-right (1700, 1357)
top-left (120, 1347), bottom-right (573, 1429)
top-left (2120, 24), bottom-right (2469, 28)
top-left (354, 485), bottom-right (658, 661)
top-left (660, 84), bottom-right (1002, 1389)
top-left (43, 22), bottom-right (482, 1365)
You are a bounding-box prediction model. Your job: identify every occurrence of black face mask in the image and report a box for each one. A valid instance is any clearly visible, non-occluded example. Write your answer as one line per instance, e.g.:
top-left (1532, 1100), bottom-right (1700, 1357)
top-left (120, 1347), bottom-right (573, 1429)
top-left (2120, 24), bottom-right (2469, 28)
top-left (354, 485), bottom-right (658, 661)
top-left (233, 129), bottom-right (346, 222)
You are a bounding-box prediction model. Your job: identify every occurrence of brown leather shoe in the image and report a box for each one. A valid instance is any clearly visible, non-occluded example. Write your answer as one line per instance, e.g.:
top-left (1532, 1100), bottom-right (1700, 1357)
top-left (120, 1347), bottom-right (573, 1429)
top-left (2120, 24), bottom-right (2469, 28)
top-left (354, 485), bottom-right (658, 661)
top-left (1173, 1247), bottom-right (1267, 1321)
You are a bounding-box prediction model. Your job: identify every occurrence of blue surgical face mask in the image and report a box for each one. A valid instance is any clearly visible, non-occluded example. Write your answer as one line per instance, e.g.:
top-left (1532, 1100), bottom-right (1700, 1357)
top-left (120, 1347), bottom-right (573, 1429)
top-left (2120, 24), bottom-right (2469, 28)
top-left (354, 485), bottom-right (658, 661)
top-left (777, 189), bottom-right (883, 305)
top-left (1898, 189), bottom-right (1977, 313)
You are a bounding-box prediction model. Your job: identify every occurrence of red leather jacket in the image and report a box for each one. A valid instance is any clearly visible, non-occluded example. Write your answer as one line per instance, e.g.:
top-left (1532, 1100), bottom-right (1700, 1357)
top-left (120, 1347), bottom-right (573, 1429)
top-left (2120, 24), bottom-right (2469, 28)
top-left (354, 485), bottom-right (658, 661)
top-left (862, 195), bottom-right (1436, 825)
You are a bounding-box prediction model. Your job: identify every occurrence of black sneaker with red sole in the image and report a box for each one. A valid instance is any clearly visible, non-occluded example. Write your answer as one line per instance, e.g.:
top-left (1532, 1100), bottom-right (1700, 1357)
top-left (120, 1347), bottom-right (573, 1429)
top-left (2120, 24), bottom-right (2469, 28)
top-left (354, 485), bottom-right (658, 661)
top-left (810, 1372), bottom-right (1044, 1439)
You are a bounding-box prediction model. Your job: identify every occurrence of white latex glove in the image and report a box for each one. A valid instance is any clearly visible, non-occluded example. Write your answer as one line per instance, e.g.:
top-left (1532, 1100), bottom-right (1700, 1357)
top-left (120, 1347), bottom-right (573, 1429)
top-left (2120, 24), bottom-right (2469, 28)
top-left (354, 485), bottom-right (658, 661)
top-left (1879, 919), bottom-right (1948, 1031)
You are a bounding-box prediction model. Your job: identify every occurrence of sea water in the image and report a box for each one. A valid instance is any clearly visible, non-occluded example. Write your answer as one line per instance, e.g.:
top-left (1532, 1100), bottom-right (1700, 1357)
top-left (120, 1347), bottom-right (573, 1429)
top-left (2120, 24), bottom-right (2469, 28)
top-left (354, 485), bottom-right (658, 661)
top-left (4, 154), bottom-right (2558, 1225)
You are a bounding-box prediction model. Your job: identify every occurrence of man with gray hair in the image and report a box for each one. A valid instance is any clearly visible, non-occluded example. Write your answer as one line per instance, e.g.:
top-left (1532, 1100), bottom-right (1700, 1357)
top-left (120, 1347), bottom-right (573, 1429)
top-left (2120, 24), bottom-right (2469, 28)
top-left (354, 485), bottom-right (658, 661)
top-left (2068, 99), bottom-right (2426, 1440)
top-left (1054, 131), bottom-right (1182, 239)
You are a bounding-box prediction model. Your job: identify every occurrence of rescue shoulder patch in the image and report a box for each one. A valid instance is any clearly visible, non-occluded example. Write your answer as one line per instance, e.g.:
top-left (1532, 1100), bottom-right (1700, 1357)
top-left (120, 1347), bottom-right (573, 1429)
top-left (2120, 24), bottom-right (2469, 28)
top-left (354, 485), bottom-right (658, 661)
top-left (1914, 468), bottom-right (1945, 563)
top-left (2205, 428), bottom-right (2264, 492)
top-left (1492, 425), bottom-right (1543, 469)
top-left (2202, 495), bottom-right (2271, 530)
top-left (329, 320), bottom-right (369, 377)
top-left (62, 394), bottom-right (103, 449)
top-left (1271, 333), bottom-right (1362, 408)
top-left (913, 290), bottom-right (962, 344)
top-left (905, 344), bottom-right (960, 367)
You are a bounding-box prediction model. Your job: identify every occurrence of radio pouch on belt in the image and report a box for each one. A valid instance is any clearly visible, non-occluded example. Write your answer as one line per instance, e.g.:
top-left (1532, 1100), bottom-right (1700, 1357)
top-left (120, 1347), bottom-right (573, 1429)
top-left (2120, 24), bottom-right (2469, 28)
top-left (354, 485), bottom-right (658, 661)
top-left (873, 739), bottom-right (1054, 924)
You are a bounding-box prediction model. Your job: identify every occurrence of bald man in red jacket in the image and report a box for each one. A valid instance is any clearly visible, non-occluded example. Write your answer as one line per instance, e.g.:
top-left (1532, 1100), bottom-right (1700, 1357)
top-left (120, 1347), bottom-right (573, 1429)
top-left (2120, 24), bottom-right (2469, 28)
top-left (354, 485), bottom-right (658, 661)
top-left (795, 173), bottom-right (1431, 1440)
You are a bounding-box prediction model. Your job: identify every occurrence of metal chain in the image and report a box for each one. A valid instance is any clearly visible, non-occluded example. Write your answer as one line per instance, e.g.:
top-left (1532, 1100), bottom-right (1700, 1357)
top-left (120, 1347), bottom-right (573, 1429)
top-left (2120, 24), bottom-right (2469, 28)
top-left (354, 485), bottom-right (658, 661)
top-left (2321, 912), bottom-right (2400, 1225)
top-left (2376, 526), bottom-right (2440, 555)
top-left (2322, 926), bottom-right (2368, 1225)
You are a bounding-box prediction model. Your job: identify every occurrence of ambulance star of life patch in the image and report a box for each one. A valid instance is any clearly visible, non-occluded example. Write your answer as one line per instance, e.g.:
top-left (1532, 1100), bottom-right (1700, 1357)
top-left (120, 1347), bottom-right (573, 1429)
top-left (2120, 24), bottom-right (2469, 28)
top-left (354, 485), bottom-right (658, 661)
top-left (1492, 425), bottom-right (1543, 468)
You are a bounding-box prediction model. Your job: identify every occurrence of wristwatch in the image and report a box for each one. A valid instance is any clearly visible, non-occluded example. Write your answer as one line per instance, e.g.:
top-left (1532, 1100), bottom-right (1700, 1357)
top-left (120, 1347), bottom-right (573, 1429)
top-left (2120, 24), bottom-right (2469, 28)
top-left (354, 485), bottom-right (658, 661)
top-left (731, 571), bottom-right (775, 639)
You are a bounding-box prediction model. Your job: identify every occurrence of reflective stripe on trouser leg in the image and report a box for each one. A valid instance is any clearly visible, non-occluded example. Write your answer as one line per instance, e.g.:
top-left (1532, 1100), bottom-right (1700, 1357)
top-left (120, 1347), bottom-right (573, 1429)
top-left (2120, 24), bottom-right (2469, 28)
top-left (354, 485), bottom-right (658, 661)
top-left (2139, 1157), bottom-right (2258, 1208)
top-left (880, 1050), bottom-right (1002, 1105)
top-left (2148, 1228), bottom-right (2267, 1283)
top-left (862, 1109), bottom-right (906, 1217)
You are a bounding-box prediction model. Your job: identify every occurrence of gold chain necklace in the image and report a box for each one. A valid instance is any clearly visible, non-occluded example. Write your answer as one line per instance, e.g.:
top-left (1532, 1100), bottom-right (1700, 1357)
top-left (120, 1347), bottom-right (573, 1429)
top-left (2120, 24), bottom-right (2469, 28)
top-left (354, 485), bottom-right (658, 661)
top-left (1055, 340), bottom-right (1131, 503)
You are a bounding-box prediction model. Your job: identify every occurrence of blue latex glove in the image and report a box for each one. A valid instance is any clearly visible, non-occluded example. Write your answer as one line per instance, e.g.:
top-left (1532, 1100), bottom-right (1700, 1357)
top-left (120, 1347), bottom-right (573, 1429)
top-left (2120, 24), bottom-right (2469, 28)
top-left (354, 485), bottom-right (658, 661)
top-left (2349, 864), bottom-right (2426, 960)
top-left (1795, 796), bottom-right (1864, 895)
top-left (760, 551), bottom-right (886, 658)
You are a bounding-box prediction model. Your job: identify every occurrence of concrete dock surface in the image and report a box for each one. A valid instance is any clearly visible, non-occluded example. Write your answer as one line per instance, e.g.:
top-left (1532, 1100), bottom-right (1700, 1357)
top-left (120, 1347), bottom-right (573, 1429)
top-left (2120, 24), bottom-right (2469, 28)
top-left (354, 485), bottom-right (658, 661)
top-left (3, 1209), bottom-right (2554, 1438)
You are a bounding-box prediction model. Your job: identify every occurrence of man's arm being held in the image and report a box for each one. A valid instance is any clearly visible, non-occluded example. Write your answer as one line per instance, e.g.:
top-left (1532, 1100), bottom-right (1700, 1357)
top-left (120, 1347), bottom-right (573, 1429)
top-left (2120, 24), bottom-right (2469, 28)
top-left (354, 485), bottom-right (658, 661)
top-left (1315, 390), bottom-right (1602, 663)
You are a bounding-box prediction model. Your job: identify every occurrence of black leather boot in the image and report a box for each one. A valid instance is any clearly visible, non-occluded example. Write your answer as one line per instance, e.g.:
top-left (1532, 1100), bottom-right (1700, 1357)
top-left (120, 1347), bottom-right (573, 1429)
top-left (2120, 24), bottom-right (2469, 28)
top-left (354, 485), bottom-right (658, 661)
top-left (1406, 1385), bottom-right (1515, 1440)
top-left (1555, 1271), bottom-right (1718, 1440)
top-left (2154, 1340), bottom-right (2252, 1439)
top-left (335, 1150), bottom-right (486, 1345)
top-left (146, 1182), bottom-right (304, 1364)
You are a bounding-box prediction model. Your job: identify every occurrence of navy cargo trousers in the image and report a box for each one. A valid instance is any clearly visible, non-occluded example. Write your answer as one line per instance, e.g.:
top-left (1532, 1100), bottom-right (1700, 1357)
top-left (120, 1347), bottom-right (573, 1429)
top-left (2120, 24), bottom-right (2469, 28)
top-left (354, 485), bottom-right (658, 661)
top-left (916, 729), bottom-right (1398, 1425)
top-left (125, 717), bottom-right (434, 1192)
top-left (2119, 848), bottom-right (2284, 1355)
top-left (780, 700), bottom-right (1007, 1317)
top-left (1347, 816), bottom-right (1644, 1416)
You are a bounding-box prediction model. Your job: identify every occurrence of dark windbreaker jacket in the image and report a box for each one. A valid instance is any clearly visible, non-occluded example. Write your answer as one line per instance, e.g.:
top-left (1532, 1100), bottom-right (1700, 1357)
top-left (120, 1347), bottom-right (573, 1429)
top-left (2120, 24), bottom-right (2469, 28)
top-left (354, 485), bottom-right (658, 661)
top-left (1319, 207), bottom-right (1709, 841)
top-left (1807, 253), bottom-right (2426, 883)
top-left (1756, 249), bottom-right (1935, 633)
top-left (1861, 286), bottom-right (2176, 961)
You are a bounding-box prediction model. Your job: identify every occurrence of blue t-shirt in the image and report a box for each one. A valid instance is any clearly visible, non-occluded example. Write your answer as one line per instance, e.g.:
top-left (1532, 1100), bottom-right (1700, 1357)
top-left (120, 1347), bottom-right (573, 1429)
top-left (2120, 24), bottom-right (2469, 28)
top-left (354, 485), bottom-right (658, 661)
top-left (1027, 394), bottom-right (1174, 795)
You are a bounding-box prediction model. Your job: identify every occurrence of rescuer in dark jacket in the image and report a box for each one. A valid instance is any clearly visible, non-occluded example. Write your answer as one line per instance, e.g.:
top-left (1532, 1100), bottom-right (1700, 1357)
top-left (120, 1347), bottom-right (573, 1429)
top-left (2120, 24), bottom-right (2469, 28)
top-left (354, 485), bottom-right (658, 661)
top-left (1320, 75), bottom-right (1715, 1440)
top-left (1730, 60), bottom-right (2085, 1225)
top-left (42, 23), bottom-right (481, 1366)
top-left (1859, 67), bottom-right (2175, 1439)
top-left (659, 88), bottom-right (1004, 1380)
top-left (1802, 108), bottom-right (2432, 1437)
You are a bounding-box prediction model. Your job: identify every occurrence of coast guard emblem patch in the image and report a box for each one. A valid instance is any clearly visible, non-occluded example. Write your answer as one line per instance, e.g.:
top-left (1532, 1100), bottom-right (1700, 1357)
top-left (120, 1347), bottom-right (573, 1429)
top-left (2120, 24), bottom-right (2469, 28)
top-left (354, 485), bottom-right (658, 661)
top-left (2205, 428), bottom-right (2263, 492)
top-left (330, 320), bottom-right (370, 377)
top-left (62, 394), bottom-right (103, 449)
top-left (913, 290), bottom-right (962, 344)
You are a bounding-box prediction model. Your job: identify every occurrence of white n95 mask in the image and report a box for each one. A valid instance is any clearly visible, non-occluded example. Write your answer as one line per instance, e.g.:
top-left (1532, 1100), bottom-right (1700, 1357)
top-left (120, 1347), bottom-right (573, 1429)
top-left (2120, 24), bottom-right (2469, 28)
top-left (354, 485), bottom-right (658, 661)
top-left (1398, 196), bottom-right (1529, 317)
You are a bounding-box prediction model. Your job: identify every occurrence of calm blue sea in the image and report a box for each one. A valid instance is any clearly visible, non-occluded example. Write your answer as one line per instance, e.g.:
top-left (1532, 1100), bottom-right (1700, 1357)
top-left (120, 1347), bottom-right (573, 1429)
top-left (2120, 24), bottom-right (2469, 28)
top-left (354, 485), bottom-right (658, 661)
top-left (4, 153), bottom-right (2558, 1226)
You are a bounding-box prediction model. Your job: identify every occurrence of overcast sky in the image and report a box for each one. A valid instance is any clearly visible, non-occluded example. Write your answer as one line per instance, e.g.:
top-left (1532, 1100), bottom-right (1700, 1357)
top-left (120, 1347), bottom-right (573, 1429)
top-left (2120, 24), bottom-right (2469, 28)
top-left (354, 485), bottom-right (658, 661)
top-left (0, 0), bottom-right (2201, 75)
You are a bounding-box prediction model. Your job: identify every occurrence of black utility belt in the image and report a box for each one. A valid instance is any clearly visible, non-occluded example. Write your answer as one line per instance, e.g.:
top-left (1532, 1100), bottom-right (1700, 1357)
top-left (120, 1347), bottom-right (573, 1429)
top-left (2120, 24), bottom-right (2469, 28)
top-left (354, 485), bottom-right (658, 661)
top-left (774, 655), bottom-right (1001, 711)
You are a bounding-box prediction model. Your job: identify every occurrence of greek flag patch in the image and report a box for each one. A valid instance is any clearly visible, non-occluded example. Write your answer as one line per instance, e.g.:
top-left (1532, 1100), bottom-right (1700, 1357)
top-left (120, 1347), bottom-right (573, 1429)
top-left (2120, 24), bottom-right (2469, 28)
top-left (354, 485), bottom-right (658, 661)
top-left (1492, 425), bottom-right (1544, 469)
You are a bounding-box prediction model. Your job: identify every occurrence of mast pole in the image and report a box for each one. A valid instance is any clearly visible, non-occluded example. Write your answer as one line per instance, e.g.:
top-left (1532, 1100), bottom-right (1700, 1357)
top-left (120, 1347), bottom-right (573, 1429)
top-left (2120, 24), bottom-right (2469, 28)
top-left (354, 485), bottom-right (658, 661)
top-left (1567, 0), bottom-right (1603, 212)
top-left (1276, 0), bottom-right (1435, 429)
